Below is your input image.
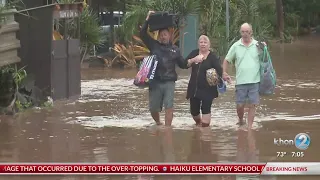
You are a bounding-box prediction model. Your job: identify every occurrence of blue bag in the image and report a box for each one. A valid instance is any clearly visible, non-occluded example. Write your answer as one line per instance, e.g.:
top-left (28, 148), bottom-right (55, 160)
top-left (217, 78), bottom-right (227, 94)
top-left (258, 42), bottom-right (276, 95)
top-left (133, 55), bottom-right (158, 87)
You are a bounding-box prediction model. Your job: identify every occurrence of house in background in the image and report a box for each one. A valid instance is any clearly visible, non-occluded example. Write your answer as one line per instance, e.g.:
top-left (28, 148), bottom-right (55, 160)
top-left (85, 0), bottom-right (126, 53)
top-left (10, 1), bottom-right (84, 101)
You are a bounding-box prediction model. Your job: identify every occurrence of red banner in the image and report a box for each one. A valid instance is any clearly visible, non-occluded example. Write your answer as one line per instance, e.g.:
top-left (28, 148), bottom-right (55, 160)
top-left (0, 163), bottom-right (266, 175)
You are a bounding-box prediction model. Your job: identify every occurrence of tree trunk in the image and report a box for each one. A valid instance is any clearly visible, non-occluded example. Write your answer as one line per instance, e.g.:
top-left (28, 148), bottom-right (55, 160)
top-left (276, 0), bottom-right (284, 42)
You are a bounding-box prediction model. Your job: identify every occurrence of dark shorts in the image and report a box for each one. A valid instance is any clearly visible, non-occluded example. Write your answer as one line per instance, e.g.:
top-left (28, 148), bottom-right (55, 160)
top-left (235, 83), bottom-right (260, 105)
top-left (190, 97), bottom-right (213, 116)
top-left (149, 81), bottom-right (175, 112)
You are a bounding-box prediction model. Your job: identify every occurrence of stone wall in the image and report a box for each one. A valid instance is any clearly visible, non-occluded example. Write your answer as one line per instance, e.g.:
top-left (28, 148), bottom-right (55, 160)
top-left (0, 9), bottom-right (20, 67)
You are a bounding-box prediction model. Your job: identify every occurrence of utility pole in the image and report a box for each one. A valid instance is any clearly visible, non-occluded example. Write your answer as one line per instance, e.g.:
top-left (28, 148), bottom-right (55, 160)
top-left (276, 0), bottom-right (284, 42)
top-left (226, 0), bottom-right (230, 40)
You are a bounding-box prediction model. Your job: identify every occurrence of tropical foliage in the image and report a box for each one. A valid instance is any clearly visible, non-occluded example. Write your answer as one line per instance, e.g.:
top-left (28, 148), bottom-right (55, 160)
top-left (199, 0), bottom-right (274, 56)
top-left (0, 0), bottom-right (9, 24)
top-left (55, 0), bottom-right (106, 63)
top-left (108, 0), bottom-right (199, 68)
top-left (122, 0), bottom-right (200, 40)
top-left (112, 0), bottom-right (275, 62)
top-left (110, 27), bottom-right (180, 68)
top-left (78, 7), bottom-right (106, 63)
top-left (110, 0), bottom-right (319, 61)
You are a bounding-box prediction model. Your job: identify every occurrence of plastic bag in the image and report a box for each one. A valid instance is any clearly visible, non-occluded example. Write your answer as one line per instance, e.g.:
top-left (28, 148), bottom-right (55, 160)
top-left (133, 55), bottom-right (158, 87)
top-left (258, 43), bottom-right (276, 95)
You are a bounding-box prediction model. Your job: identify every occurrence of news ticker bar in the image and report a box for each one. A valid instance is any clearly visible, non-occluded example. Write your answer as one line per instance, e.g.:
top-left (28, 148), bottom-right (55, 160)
top-left (0, 163), bottom-right (319, 175)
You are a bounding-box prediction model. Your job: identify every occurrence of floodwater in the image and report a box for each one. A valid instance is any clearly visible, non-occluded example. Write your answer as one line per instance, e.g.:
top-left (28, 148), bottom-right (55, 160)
top-left (0, 35), bottom-right (320, 180)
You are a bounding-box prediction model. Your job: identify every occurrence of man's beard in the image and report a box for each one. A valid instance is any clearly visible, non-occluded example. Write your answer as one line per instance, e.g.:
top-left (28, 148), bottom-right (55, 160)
top-left (160, 39), bottom-right (169, 44)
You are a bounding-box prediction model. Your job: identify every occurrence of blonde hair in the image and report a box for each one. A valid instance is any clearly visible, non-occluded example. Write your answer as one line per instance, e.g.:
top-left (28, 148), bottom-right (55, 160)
top-left (198, 35), bottom-right (211, 47)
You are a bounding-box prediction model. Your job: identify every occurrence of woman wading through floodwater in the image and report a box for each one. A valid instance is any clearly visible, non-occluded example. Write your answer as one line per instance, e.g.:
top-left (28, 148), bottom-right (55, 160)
top-left (184, 35), bottom-right (223, 127)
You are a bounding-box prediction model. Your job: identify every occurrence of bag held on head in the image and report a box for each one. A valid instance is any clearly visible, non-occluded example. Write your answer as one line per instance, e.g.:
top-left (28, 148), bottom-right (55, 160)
top-left (148, 12), bottom-right (177, 32)
top-left (257, 42), bottom-right (276, 95)
top-left (133, 55), bottom-right (158, 87)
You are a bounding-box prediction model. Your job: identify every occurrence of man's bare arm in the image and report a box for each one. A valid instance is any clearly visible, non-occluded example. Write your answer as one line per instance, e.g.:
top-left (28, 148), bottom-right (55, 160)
top-left (140, 11), bottom-right (156, 51)
top-left (223, 59), bottom-right (229, 74)
top-left (222, 59), bottom-right (231, 82)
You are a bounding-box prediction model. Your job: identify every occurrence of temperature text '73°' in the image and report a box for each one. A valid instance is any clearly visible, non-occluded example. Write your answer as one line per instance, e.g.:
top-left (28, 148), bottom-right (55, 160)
top-left (277, 152), bottom-right (287, 157)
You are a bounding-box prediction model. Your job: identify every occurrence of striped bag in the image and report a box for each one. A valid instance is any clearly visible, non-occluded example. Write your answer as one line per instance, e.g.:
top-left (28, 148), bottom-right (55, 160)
top-left (133, 55), bottom-right (158, 87)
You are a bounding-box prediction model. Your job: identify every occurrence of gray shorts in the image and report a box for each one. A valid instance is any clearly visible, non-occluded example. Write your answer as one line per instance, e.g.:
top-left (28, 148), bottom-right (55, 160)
top-left (235, 83), bottom-right (260, 105)
top-left (149, 81), bottom-right (175, 112)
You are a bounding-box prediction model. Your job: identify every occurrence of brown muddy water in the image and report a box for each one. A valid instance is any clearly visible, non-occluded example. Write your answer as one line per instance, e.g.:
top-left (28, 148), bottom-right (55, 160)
top-left (0, 35), bottom-right (320, 180)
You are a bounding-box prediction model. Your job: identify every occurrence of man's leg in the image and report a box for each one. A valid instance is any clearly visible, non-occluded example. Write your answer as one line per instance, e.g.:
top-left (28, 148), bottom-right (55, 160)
top-left (165, 108), bottom-right (173, 126)
top-left (247, 83), bottom-right (260, 129)
top-left (236, 104), bottom-right (245, 125)
top-left (190, 97), bottom-right (201, 126)
top-left (200, 99), bottom-right (213, 127)
top-left (151, 112), bottom-right (161, 125)
top-left (235, 84), bottom-right (248, 125)
top-left (246, 104), bottom-right (255, 129)
top-left (163, 81), bottom-right (175, 126)
top-left (149, 82), bottom-right (163, 125)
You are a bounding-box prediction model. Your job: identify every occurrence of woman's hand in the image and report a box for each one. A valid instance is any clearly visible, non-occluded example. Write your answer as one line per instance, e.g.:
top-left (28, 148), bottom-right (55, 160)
top-left (193, 54), bottom-right (204, 64)
top-left (188, 54), bottom-right (204, 66)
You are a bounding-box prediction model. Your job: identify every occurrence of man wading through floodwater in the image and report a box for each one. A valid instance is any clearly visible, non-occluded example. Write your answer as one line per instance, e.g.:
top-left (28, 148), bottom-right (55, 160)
top-left (223, 23), bottom-right (261, 129)
top-left (140, 11), bottom-right (186, 126)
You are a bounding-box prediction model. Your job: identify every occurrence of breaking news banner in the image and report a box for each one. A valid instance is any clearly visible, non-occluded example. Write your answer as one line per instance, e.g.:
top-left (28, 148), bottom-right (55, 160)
top-left (0, 163), bottom-right (319, 175)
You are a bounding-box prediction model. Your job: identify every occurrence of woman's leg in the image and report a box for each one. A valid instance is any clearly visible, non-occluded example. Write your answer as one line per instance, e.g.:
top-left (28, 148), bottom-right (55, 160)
top-left (190, 97), bottom-right (201, 126)
top-left (200, 99), bottom-right (213, 127)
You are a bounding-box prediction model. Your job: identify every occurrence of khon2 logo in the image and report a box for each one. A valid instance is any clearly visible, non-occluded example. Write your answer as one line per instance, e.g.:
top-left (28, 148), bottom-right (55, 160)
top-left (274, 133), bottom-right (311, 150)
top-left (295, 133), bottom-right (311, 150)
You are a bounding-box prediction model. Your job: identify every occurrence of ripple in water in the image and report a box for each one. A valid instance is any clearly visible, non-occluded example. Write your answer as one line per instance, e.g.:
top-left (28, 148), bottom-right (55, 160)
top-left (70, 77), bottom-right (320, 129)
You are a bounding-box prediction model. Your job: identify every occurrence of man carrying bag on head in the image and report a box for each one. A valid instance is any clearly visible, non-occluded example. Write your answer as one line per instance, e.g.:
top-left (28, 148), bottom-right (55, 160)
top-left (140, 11), bottom-right (187, 126)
